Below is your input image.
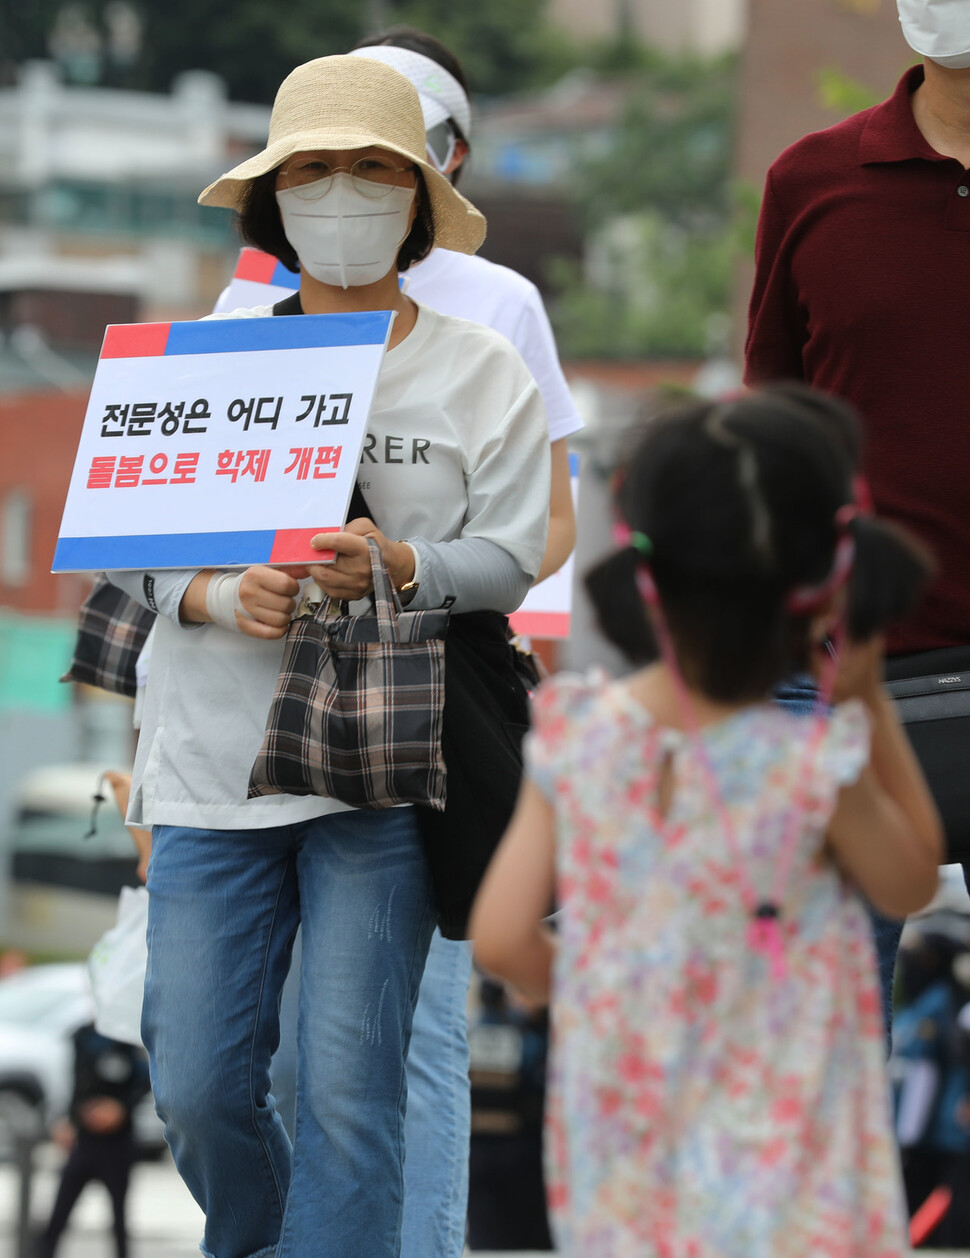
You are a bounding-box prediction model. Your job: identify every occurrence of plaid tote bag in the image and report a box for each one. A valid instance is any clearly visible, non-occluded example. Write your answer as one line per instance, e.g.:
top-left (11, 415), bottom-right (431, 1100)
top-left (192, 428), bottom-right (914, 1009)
top-left (61, 574), bottom-right (156, 699)
top-left (249, 538), bottom-right (449, 810)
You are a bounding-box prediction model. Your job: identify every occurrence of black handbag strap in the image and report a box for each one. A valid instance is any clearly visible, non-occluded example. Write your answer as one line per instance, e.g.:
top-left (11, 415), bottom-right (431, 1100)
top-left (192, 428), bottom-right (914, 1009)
top-left (272, 291), bottom-right (303, 317)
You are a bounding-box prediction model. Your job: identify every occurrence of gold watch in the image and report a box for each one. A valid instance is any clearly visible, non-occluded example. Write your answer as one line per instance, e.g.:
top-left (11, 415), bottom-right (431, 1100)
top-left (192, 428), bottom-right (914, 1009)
top-left (398, 577), bottom-right (419, 606)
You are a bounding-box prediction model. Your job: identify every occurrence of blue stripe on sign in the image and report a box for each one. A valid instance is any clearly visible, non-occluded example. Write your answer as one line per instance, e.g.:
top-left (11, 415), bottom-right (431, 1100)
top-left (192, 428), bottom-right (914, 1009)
top-left (569, 452), bottom-right (580, 475)
top-left (52, 531), bottom-right (276, 572)
top-left (271, 260), bottom-right (300, 289)
top-left (164, 311), bottom-right (393, 356)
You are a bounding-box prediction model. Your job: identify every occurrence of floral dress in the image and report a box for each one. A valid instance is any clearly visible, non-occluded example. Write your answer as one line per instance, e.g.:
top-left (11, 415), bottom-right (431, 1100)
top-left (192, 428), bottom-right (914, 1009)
top-left (527, 674), bottom-right (908, 1258)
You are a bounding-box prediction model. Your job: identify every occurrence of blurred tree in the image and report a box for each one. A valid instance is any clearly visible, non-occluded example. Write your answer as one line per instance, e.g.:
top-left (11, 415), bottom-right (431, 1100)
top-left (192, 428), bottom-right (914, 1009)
top-left (0, 0), bottom-right (566, 100)
top-left (549, 53), bottom-right (745, 360)
top-left (816, 66), bottom-right (881, 115)
top-left (576, 55), bottom-right (735, 231)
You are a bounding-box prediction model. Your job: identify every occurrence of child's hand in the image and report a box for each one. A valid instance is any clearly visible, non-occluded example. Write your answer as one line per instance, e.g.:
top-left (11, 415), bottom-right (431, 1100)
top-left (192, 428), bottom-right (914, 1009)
top-left (830, 634), bottom-right (886, 706)
top-left (103, 771), bottom-right (151, 882)
top-left (78, 1097), bottom-right (127, 1134)
top-left (51, 1117), bottom-right (76, 1152)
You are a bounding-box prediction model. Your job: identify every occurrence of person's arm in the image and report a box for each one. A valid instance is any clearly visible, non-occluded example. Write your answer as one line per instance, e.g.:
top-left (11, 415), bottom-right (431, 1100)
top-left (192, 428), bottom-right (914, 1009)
top-left (825, 638), bottom-right (943, 919)
top-left (507, 288), bottom-right (580, 584)
top-left (469, 776), bottom-right (557, 1004)
top-left (103, 771), bottom-right (151, 882)
top-left (107, 566), bottom-right (310, 640)
top-left (308, 373), bottom-right (550, 612)
top-left (743, 168), bottom-right (808, 386)
top-left (535, 438), bottom-right (576, 584)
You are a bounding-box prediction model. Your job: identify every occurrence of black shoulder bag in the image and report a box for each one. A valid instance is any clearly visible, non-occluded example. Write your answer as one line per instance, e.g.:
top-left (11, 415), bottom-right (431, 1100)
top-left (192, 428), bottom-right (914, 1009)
top-left (886, 644), bottom-right (970, 864)
top-left (273, 291), bottom-right (531, 938)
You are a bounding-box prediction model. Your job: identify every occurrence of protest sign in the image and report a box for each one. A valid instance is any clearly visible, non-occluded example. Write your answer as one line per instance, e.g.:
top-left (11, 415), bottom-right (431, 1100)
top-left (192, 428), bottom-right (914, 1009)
top-left (220, 247), bottom-right (299, 311)
top-left (509, 453), bottom-right (579, 640)
top-left (53, 311), bottom-right (393, 572)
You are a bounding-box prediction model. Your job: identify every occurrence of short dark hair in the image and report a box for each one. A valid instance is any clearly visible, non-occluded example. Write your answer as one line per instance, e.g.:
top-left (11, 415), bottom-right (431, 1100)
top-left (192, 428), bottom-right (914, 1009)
top-left (236, 164), bottom-right (435, 276)
top-left (351, 26), bottom-right (471, 185)
top-left (585, 386), bottom-right (931, 703)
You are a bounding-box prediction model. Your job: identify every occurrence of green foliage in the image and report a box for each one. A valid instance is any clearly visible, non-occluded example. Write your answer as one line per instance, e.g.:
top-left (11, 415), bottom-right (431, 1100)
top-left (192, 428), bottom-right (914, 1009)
top-left (0, 0), bottom-right (562, 101)
top-left (550, 200), bottom-right (743, 360)
top-left (375, 0), bottom-right (571, 96)
top-left (816, 66), bottom-right (881, 117)
top-left (575, 57), bottom-right (735, 229)
top-left (549, 53), bottom-right (748, 360)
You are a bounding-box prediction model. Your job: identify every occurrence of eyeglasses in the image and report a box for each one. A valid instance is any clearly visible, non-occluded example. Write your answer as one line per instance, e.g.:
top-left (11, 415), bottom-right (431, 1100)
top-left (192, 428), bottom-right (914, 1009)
top-left (425, 121), bottom-right (457, 173)
top-left (277, 156), bottom-right (418, 201)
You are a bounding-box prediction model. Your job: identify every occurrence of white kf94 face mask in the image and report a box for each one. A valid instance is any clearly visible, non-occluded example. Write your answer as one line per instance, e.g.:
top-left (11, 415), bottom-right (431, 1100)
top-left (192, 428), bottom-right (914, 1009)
top-left (898, 0), bottom-right (970, 69)
top-left (276, 174), bottom-right (416, 289)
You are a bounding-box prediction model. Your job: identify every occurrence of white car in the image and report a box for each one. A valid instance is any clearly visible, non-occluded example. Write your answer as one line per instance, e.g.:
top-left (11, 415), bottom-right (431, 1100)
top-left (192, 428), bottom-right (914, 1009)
top-left (0, 963), bottom-right (163, 1158)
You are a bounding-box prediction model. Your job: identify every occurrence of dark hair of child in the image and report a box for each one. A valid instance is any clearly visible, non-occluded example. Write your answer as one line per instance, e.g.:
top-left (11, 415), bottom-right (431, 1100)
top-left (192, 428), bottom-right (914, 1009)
top-left (351, 26), bottom-right (471, 186)
top-left (586, 384), bottom-right (932, 704)
top-left (237, 165), bottom-right (435, 277)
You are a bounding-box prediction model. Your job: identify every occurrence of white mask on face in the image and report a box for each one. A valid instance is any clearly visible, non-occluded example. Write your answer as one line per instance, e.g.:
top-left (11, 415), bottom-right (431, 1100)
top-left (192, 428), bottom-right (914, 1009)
top-left (275, 174), bottom-right (416, 289)
top-left (898, 0), bottom-right (970, 69)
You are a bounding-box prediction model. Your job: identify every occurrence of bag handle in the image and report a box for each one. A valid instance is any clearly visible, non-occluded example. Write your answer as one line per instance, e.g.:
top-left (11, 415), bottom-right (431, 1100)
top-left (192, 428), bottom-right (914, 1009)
top-left (366, 537), bottom-right (405, 642)
top-left (312, 538), bottom-right (404, 642)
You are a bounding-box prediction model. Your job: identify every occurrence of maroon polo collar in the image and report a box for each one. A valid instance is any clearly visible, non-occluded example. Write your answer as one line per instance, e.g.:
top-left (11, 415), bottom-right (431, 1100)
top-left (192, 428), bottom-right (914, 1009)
top-left (859, 63), bottom-right (954, 165)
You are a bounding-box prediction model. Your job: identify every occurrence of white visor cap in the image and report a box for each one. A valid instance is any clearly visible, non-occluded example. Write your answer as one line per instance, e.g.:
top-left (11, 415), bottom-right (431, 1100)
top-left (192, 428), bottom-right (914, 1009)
top-left (349, 45), bottom-right (472, 138)
top-left (898, 0), bottom-right (970, 68)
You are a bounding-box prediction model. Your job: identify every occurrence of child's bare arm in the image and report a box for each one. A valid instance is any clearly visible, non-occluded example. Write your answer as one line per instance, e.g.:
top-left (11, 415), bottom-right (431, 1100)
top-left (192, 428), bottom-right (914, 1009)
top-left (469, 777), bottom-right (557, 1004)
top-left (104, 771), bottom-right (151, 883)
top-left (825, 639), bottom-right (942, 918)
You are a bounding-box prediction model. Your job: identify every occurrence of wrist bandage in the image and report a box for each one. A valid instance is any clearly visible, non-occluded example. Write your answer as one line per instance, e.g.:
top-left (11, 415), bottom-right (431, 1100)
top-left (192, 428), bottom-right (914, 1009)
top-left (205, 572), bottom-right (249, 632)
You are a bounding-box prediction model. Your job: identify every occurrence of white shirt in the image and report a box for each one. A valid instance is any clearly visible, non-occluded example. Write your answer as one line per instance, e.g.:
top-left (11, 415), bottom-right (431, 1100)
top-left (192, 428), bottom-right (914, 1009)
top-left (116, 303), bottom-right (550, 829)
top-left (403, 249), bottom-right (583, 445)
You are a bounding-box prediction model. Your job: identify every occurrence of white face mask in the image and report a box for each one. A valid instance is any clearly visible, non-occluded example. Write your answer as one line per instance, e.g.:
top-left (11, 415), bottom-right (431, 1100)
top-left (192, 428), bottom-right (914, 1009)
top-left (276, 174), bottom-right (416, 289)
top-left (898, 0), bottom-right (970, 69)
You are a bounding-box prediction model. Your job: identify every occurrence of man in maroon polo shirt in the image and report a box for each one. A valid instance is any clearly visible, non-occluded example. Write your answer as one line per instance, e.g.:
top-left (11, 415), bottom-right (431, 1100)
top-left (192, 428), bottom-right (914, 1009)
top-left (745, 1), bottom-right (970, 1027)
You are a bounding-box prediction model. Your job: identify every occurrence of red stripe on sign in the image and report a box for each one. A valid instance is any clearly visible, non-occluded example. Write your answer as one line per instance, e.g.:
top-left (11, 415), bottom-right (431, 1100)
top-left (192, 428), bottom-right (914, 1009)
top-left (101, 323), bottom-right (171, 359)
top-left (269, 528), bottom-right (339, 565)
top-left (507, 611), bottom-right (572, 640)
top-left (235, 248), bottom-right (278, 283)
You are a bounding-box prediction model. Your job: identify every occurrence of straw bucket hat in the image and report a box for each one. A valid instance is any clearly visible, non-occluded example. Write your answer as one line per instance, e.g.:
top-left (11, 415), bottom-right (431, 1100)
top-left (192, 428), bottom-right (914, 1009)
top-left (198, 55), bottom-right (486, 256)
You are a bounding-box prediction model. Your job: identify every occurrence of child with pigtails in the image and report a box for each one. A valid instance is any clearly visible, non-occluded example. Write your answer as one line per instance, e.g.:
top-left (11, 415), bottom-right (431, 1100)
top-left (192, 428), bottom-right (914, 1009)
top-left (472, 386), bottom-right (942, 1258)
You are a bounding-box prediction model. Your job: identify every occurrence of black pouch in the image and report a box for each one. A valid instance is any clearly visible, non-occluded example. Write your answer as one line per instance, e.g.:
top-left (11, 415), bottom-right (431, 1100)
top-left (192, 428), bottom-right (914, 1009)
top-left (885, 645), bottom-right (970, 864)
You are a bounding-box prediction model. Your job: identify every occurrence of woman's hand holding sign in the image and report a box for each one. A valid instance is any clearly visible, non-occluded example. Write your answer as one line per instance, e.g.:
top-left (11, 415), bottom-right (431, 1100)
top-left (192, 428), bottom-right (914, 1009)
top-left (179, 517), bottom-right (416, 636)
top-left (306, 516), bottom-right (416, 601)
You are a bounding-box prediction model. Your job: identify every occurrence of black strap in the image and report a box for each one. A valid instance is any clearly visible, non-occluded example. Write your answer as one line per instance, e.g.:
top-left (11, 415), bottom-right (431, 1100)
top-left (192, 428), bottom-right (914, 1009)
top-left (273, 290), bottom-right (373, 522)
top-left (272, 291), bottom-right (303, 317)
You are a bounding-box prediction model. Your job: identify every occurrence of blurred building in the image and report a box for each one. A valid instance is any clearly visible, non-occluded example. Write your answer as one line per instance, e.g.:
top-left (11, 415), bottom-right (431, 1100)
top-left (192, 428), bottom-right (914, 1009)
top-left (548, 0), bottom-right (746, 57)
top-left (0, 60), bottom-right (267, 319)
top-left (737, 0), bottom-right (912, 193)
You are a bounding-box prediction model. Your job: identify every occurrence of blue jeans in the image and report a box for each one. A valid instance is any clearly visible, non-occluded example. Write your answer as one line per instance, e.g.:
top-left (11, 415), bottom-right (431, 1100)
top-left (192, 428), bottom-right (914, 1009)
top-left (399, 930), bottom-right (473, 1258)
top-left (270, 929), bottom-right (473, 1258)
top-left (143, 809), bottom-right (436, 1258)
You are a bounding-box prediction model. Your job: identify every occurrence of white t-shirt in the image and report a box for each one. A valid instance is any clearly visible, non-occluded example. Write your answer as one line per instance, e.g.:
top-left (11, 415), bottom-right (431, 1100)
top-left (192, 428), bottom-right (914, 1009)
top-left (402, 249), bottom-right (582, 444)
top-left (119, 303), bottom-right (550, 830)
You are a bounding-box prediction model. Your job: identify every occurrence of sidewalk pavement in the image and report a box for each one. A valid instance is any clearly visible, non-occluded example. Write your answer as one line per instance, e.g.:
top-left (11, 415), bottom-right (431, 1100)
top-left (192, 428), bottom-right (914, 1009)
top-left (0, 1143), bottom-right (552, 1258)
top-left (4, 1144), bottom-right (969, 1257)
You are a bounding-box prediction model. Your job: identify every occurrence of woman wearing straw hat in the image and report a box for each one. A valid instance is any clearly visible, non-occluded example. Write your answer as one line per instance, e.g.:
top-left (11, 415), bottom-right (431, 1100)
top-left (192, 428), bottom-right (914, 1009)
top-left (107, 54), bottom-right (550, 1258)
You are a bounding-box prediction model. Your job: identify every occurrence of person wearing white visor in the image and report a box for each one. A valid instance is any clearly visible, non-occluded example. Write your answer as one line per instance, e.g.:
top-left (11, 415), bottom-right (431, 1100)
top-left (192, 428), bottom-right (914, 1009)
top-left (107, 54), bottom-right (551, 1258)
top-left (347, 28), bottom-right (583, 1258)
top-left (211, 28), bottom-right (581, 1258)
